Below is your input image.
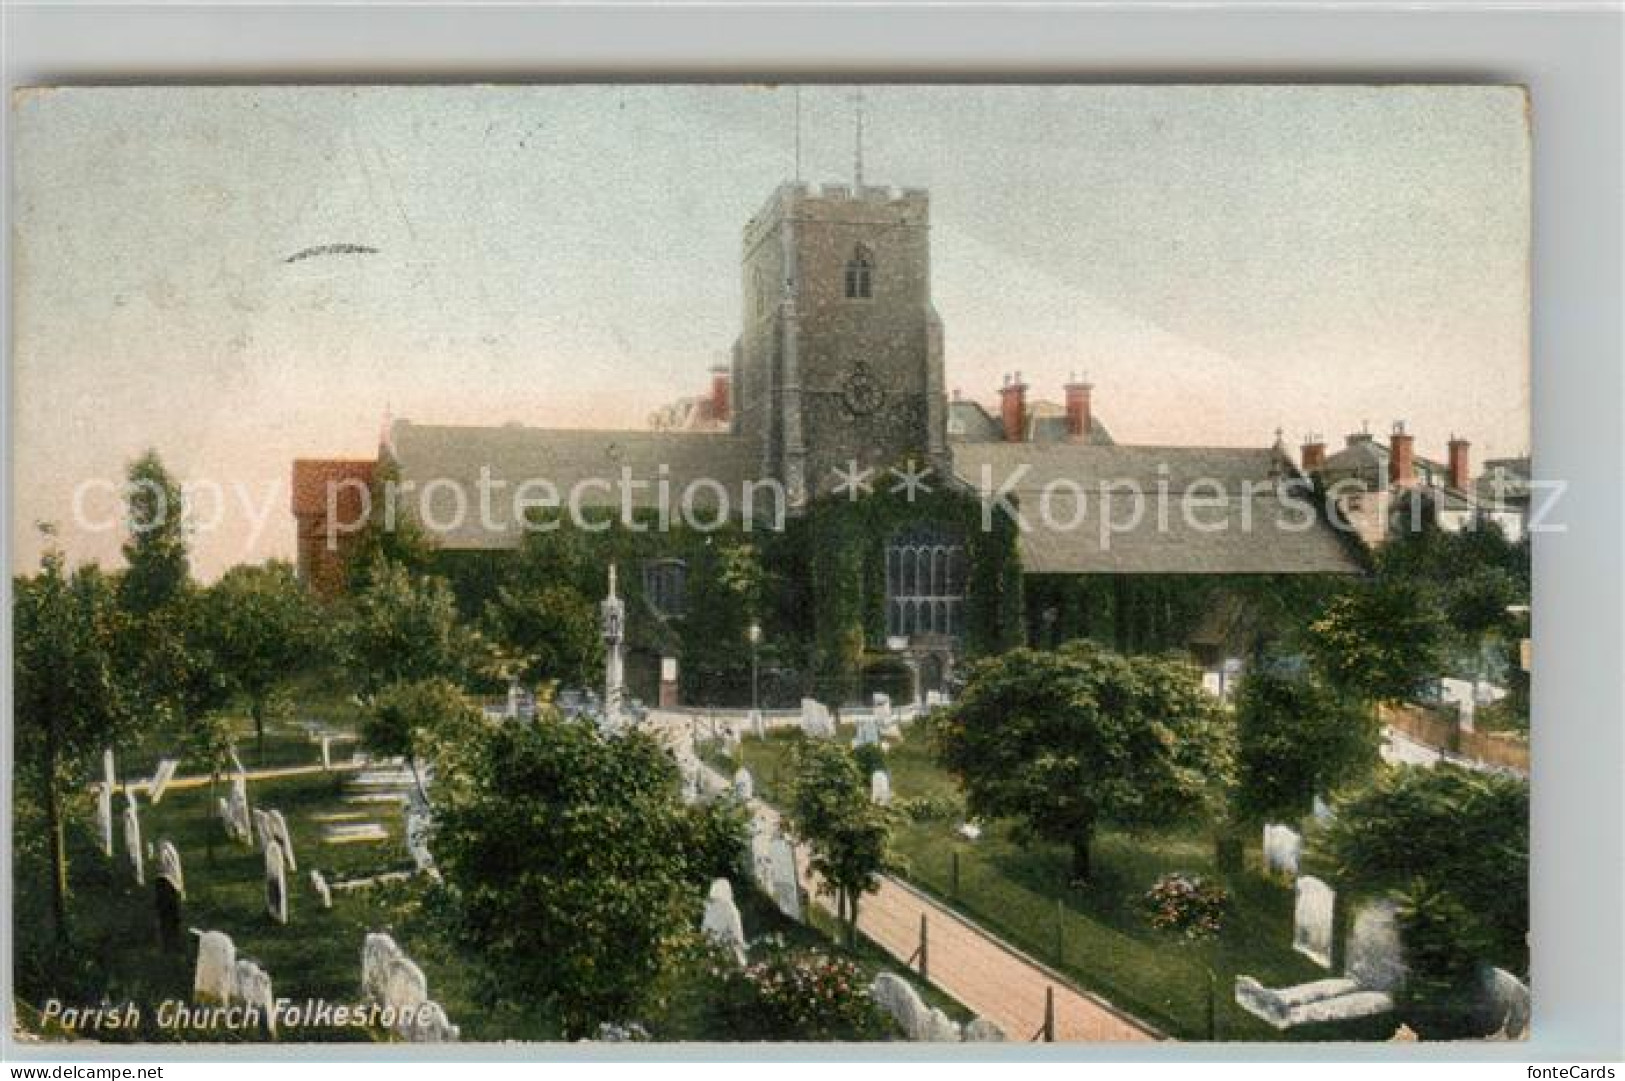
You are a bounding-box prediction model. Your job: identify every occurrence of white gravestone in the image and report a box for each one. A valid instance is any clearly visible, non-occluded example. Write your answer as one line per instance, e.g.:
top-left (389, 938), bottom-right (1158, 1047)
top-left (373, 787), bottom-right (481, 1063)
top-left (95, 783), bottom-right (114, 858)
top-left (1262, 823), bottom-right (1302, 879)
top-left (264, 839), bottom-right (289, 924)
top-left (193, 930), bottom-right (238, 1003)
top-left (321, 736), bottom-right (333, 771)
top-left (406, 808), bottom-right (437, 877)
top-left (361, 933), bottom-right (459, 1041)
top-left (732, 767), bottom-right (754, 801)
top-left (1485, 967), bottom-right (1530, 1040)
top-left (103, 748), bottom-right (117, 795)
top-left (700, 878), bottom-right (747, 963)
top-left (852, 717), bottom-right (880, 748)
top-left (871, 770), bottom-right (892, 806)
top-left (123, 795), bottom-right (144, 885)
top-left (233, 957), bottom-right (277, 1037)
top-left (963, 1017), bottom-right (1007, 1041)
top-left (227, 774), bottom-right (252, 845)
top-left (870, 972), bottom-right (962, 1041)
top-left (310, 869), bottom-right (332, 910)
top-left (1346, 899), bottom-right (1406, 993)
top-left (799, 698), bottom-right (835, 739)
top-left (253, 808), bottom-right (274, 853)
top-left (749, 710), bottom-right (766, 740)
top-left (267, 809), bottom-right (297, 872)
top-left (158, 840), bottom-right (185, 898)
top-left (766, 835), bottom-right (802, 921)
top-left (1312, 794), bottom-right (1335, 823)
top-left (148, 759), bottom-right (179, 805)
top-left (1293, 876), bottom-right (1337, 969)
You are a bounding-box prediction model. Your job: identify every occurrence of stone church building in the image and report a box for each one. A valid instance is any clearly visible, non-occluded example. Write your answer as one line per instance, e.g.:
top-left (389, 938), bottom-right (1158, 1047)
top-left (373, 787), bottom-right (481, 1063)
top-left (293, 179), bottom-right (1362, 701)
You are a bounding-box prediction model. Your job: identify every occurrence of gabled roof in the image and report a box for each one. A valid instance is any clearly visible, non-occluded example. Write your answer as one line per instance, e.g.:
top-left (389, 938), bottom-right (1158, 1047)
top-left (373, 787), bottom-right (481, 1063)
top-left (947, 399), bottom-right (1115, 446)
top-left (949, 442), bottom-right (1362, 576)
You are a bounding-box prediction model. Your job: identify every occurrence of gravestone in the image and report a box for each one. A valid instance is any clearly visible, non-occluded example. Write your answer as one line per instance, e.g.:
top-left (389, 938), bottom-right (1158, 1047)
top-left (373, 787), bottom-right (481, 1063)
top-left (103, 748), bottom-right (117, 795)
top-left (1485, 967), bottom-right (1531, 1040)
top-left (233, 957), bottom-right (277, 1037)
top-left (1312, 794), bottom-right (1335, 823)
top-left (361, 933), bottom-right (458, 1041)
top-left (870, 972), bottom-right (962, 1041)
top-left (749, 710), bottom-right (766, 740)
top-left (310, 869), bottom-right (332, 910)
top-left (732, 767), bottom-right (754, 801)
top-left (405, 807), bottom-right (436, 876)
top-left (852, 717), bottom-right (880, 748)
top-left (264, 839), bottom-right (289, 924)
top-left (963, 1017), bottom-right (1007, 1041)
top-left (193, 930), bottom-right (238, 1003)
top-left (155, 877), bottom-right (184, 954)
top-left (871, 770), bottom-right (892, 806)
top-left (268, 809), bottom-right (297, 871)
top-left (799, 698), bottom-right (835, 740)
top-left (95, 783), bottom-right (114, 858)
top-left (321, 735), bottom-right (333, 771)
top-left (700, 878), bottom-right (747, 963)
top-left (1292, 876), bottom-right (1336, 968)
top-left (1262, 823), bottom-right (1302, 879)
top-left (226, 774), bottom-right (252, 845)
top-left (158, 840), bottom-right (185, 898)
top-left (253, 808), bottom-right (273, 852)
top-left (123, 796), bottom-right (144, 885)
top-left (149, 758), bottom-right (179, 805)
top-left (401, 1001), bottom-right (461, 1043)
top-left (766, 835), bottom-right (802, 921)
top-left (1346, 899), bottom-right (1406, 993)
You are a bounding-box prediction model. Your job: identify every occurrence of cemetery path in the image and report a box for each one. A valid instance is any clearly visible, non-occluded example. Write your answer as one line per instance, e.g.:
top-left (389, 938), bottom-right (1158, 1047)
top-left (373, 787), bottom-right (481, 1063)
top-left (652, 711), bottom-right (1160, 1044)
top-left (106, 762), bottom-right (362, 795)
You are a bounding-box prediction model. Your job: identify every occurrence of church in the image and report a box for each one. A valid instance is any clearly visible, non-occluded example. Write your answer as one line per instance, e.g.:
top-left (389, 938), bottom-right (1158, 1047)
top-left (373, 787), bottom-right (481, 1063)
top-left (293, 178), bottom-right (1363, 705)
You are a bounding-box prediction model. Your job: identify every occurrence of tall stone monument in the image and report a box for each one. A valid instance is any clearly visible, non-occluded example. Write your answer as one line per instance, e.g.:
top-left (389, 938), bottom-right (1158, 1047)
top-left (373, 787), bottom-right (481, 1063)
top-left (600, 563), bottom-right (627, 732)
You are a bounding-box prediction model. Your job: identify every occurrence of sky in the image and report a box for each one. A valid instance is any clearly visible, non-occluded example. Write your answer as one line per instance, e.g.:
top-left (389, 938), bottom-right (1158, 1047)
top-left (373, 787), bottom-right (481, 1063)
top-left (12, 85), bottom-right (1530, 580)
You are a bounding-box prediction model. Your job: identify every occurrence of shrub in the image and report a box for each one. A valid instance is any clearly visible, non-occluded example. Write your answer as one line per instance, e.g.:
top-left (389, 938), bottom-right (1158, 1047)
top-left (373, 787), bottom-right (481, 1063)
top-left (708, 938), bottom-right (895, 1041)
top-left (1143, 873), bottom-right (1230, 942)
top-left (893, 793), bottom-right (964, 823)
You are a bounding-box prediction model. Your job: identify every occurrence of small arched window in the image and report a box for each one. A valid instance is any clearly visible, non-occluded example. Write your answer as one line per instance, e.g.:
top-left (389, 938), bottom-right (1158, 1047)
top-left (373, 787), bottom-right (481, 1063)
top-left (844, 245), bottom-right (874, 300)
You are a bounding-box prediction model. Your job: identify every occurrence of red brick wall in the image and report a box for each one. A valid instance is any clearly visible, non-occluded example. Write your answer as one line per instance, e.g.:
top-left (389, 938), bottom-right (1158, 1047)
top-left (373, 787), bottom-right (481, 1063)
top-left (291, 459), bottom-right (376, 599)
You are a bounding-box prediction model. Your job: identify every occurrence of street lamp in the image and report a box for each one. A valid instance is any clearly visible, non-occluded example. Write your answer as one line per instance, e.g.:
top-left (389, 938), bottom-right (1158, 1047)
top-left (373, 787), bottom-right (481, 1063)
top-left (748, 621), bottom-right (762, 715)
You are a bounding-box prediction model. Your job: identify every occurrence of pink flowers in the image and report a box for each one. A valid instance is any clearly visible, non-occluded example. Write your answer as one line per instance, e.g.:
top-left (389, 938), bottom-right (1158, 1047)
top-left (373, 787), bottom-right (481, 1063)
top-left (1144, 872), bottom-right (1230, 941)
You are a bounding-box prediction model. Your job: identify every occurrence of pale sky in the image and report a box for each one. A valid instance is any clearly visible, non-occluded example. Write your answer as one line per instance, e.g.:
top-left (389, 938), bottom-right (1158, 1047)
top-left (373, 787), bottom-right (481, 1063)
top-left (13, 85), bottom-right (1530, 580)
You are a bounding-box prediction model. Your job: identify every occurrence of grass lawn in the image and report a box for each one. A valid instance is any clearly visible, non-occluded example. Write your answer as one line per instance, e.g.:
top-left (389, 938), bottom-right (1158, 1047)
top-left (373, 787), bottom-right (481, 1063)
top-left (722, 724), bottom-right (1345, 1042)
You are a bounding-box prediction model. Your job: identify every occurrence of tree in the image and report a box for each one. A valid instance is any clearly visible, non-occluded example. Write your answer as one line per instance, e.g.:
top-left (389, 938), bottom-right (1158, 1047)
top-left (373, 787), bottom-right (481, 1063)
top-left (365, 678), bottom-right (484, 800)
top-left (14, 536), bottom-right (135, 941)
top-left (202, 561), bottom-right (322, 752)
top-left (481, 582), bottom-right (602, 690)
top-left (934, 641), bottom-right (1233, 883)
top-left (1306, 578), bottom-right (1448, 705)
top-left (118, 450), bottom-right (190, 615)
top-left (1232, 662), bottom-right (1380, 825)
top-left (1317, 764), bottom-right (1528, 973)
top-left (342, 459), bottom-right (437, 593)
top-left (785, 739), bottom-right (890, 947)
top-left (430, 714), bottom-right (746, 1036)
top-left (336, 561), bottom-right (480, 697)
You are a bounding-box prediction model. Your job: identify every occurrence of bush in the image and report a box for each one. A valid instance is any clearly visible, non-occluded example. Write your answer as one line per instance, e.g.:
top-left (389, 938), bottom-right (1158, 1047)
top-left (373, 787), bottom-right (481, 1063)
top-left (852, 741), bottom-right (887, 777)
top-left (1142, 873), bottom-right (1230, 942)
top-left (706, 938), bottom-right (895, 1041)
top-left (893, 793), bottom-right (964, 823)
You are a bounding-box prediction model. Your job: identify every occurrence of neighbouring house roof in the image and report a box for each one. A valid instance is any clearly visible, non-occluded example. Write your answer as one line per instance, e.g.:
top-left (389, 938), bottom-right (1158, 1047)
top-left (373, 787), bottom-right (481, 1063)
top-left (947, 399), bottom-right (1116, 446)
top-left (386, 419), bottom-right (760, 550)
top-left (948, 442), bottom-right (1364, 576)
top-left (291, 459), bottom-right (375, 521)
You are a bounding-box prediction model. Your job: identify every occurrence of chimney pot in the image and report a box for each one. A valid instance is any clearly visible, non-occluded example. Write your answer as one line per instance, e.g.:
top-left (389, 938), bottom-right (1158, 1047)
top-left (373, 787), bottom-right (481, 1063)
top-left (1064, 377), bottom-right (1094, 441)
top-left (1447, 435), bottom-right (1471, 491)
top-left (998, 374), bottom-right (1029, 442)
top-left (1301, 434), bottom-right (1327, 472)
top-left (1389, 423), bottom-right (1416, 488)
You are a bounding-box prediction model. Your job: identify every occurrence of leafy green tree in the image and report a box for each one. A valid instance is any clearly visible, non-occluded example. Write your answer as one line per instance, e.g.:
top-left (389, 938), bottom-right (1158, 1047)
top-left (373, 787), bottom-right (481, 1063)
top-left (481, 582), bottom-right (602, 689)
top-left (118, 450), bottom-right (190, 615)
top-left (202, 560), bottom-right (322, 751)
top-left (337, 561), bottom-right (480, 696)
top-left (430, 714), bottom-right (745, 1036)
top-left (14, 536), bottom-right (135, 941)
top-left (1232, 663), bottom-right (1380, 825)
top-left (785, 740), bottom-right (890, 947)
top-left (365, 678), bottom-right (485, 800)
top-left (1318, 765), bottom-right (1528, 972)
top-left (934, 641), bottom-right (1233, 883)
top-left (1307, 578), bottom-right (1448, 705)
top-left (342, 460), bottom-right (436, 593)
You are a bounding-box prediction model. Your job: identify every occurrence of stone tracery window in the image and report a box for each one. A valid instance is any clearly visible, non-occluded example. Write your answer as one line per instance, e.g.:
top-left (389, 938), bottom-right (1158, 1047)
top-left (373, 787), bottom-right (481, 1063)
top-left (642, 558), bottom-right (688, 618)
top-left (884, 525), bottom-right (966, 640)
top-left (844, 245), bottom-right (874, 300)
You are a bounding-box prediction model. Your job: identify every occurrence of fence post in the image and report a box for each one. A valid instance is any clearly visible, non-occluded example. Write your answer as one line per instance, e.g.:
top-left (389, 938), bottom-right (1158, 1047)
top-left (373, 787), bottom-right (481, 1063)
top-left (918, 914), bottom-right (929, 982)
top-left (1043, 986), bottom-right (1055, 1042)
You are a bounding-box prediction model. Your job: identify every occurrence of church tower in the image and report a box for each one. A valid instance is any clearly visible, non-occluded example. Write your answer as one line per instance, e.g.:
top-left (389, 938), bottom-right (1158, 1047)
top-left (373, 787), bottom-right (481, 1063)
top-left (732, 181), bottom-right (948, 505)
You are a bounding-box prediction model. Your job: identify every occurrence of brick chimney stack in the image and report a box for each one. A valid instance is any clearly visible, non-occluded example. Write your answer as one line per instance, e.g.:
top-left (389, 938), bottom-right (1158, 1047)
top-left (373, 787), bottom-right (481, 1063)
top-left (709, 365), bottom-right (731, 424)
top-left (999, 372), bottom-right (1028, 443)
top-left (1447, 434), bottom-right (1471, 491)
top-left (1301, 433), bottom-right (1327, 472)
top-left (1389, 421), bottom-right (1416, 488)
top-left (1064, 373), bottom-right (1093, 441)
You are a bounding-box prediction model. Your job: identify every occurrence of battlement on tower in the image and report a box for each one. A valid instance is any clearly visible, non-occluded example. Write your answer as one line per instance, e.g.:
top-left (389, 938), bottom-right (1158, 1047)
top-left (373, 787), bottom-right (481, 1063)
top-left (742, 181), bottom-right (930, 253)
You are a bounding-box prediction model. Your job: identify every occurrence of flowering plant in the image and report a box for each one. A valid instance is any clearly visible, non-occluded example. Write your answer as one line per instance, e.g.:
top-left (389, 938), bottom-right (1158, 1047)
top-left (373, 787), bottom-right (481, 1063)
top-left (710, 937), bottom-right (893, 1040)
top-left (1143, 872), bottom-right (1230, 942)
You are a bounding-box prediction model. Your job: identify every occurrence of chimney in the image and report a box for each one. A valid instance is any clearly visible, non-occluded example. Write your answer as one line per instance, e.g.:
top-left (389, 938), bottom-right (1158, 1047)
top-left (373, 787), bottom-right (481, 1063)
top-left (1064, 373), bottom-right (1093, 441)
top-left (1447, 435), bottom-right (1471, 491)
top-left (1388, 421), bottom-right (1415, 488)
top-left (709, 365), bottom-right (731, 424)
top-left (998, 372), bottom-right (1028, 442)
top-left (1301, 433), bottom-right (1327, 472)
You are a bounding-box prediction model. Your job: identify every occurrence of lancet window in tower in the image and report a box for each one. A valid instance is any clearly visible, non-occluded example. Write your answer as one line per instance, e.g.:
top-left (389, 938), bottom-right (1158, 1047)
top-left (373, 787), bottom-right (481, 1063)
top-left (844, 245), bottom-right (874, 300)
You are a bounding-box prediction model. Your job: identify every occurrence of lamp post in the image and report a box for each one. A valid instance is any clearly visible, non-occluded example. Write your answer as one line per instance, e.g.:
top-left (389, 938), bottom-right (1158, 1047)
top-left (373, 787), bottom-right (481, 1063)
top-left (748, 621), bottom-right (762, 715)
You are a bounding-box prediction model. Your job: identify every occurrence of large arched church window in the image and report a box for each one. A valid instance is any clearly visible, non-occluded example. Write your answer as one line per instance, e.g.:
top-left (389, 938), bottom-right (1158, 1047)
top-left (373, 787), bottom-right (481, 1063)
top-left (884, 525), bottom-right (966, 640)
top-left (642, 558), bottom-right (688, 618)
top-left (844, 245), bottom-right (874, 300)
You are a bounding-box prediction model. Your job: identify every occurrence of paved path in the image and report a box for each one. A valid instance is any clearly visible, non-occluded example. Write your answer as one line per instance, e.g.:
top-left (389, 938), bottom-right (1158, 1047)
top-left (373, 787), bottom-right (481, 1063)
top-left (651, 711), bottom-right (1159, 1043)
top-left (101, 761), bottom-right (362, 796)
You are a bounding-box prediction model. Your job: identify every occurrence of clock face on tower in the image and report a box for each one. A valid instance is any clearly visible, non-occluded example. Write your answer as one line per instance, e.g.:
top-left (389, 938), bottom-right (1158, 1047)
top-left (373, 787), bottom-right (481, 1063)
top-left (840, 361), bottom-right (884, 417)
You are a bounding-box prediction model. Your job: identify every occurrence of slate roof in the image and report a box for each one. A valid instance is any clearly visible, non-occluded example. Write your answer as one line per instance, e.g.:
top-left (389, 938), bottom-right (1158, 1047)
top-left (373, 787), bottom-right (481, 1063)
top-left (387, 420), bottom-right (760, 550)
top-left (948, 442), bottom-right (1363, 576)
top-left (947, 399), bottom-right (1116, 445)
